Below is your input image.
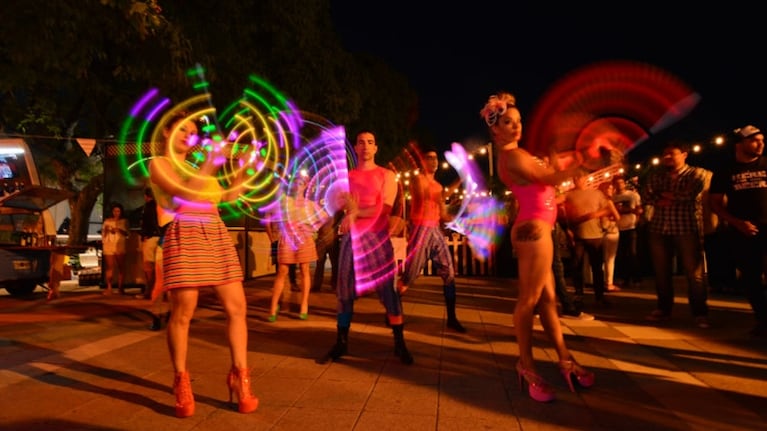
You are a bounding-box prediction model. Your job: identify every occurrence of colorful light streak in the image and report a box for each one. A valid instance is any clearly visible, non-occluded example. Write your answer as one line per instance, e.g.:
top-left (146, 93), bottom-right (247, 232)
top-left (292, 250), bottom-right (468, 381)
top-left (525, 60), bottom-right (700, 171)
top-left (443, 143), bottom-right (505, 260)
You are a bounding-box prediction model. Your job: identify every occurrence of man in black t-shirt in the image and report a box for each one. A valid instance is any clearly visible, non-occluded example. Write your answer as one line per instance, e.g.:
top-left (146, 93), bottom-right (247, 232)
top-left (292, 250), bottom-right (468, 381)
top-left (709, 125), bottom-right (767, 337)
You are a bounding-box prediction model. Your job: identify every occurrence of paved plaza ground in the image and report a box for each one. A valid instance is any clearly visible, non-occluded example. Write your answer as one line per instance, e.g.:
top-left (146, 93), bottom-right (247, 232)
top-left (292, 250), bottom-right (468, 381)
top-left (1, 273), bottom-right (766, 430)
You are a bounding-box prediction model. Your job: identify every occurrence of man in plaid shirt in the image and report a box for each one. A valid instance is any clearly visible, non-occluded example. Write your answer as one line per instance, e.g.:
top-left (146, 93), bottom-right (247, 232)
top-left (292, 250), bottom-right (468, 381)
top-left (642, 141), bottom-right (710, 328)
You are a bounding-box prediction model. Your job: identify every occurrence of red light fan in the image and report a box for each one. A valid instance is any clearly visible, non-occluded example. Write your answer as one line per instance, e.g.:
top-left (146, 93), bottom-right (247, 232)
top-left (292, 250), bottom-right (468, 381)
top-left (524, 60), bottom-right (700, 171)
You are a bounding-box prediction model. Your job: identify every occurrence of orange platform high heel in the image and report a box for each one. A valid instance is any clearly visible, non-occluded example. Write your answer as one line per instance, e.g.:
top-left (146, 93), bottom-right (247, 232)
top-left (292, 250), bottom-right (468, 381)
top-left (226, 366), bottom-right (259, 413)
top-left (558, 358), bottom-right (595, 392)
top-left (515, 362), bottom-right (555, 403)
top-left (173, 371), bottom-right (195, 418)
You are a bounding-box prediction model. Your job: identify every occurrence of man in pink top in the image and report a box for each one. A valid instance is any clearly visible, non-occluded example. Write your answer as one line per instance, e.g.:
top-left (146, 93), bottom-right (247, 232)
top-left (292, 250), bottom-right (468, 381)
top-left (400, 145), bottom-right (465, 332)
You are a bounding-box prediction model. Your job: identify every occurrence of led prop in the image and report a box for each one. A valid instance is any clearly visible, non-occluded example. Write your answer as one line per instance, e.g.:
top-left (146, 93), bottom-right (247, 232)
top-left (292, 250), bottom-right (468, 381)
top-left (260, 124), bottom-right (352, 251)
top-left (525, 60), bottom-right (700, 171)
top-left (118, 66), bottom-right (323, 223)
top-left (443, 143), bottom-right (505, 260)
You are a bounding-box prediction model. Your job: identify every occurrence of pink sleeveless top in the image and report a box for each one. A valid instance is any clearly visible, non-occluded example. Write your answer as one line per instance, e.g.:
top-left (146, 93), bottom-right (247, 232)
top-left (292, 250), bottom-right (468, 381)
top-left (509, 182), bottom-right (557, 226)
top-left (349, 166), bottom-right (389, 234)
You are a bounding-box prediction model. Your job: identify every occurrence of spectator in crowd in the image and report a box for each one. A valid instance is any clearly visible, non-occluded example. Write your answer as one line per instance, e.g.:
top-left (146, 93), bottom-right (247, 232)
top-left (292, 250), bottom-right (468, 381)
top-left (709, 125), bottom-right (767, 337)
top-left (312, 210), bottom-right (343, 292)
top-left (102, 201), bottom-right (129, 296)
top-left (642, 140), bottom-right (710, 328)
top-left (564, 175), bottom-right (617, 307)
top-left (138, 187), bottom-right (160, 300)
top-left (612, 176), bottom-right (643, 288)
top-left (598, 181), bottom-right (621, 292)
top-left (553, 202), bottom-right (594, 320)
top-left (700, 169), bottom-right (737, 294)
top-left (267, 176), bottom-right (322, 321)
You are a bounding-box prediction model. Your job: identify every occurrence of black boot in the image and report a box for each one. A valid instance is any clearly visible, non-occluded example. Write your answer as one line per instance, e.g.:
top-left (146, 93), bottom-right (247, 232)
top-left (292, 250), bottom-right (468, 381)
top-left (316, 326), bottom-right (349, 364)
top-left (149, 314), bottom-right (162, 331)
top-left (445, 297), bottom-right (466, 333)
top-left (392, 324), bottom-right (414, 365)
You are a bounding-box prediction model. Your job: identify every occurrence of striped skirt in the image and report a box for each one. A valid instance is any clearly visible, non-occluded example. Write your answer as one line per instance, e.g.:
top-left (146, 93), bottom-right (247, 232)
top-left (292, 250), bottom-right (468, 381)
top-left (162, 212), bottom-right (243, 289)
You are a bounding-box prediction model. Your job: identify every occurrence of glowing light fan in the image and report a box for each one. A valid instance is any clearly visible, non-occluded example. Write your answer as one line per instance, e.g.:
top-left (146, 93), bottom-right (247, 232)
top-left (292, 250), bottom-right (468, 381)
top-left (118, 66), bottom-right (306, 223)
top-left (524, 60), bottom-right (700, 171)
top-left (443, 143), bottom-right (505, 260)
top-left (260, 124), bottom-right (352, 251)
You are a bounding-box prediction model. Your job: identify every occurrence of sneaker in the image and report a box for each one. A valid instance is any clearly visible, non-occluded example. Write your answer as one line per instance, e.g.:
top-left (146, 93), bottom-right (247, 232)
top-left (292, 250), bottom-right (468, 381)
top-left (694, 316), bottom-right (710, 329)
top-left (561, 311), bottom-right (595, 321)
top-left (646, 310), bottom-right (671, 322)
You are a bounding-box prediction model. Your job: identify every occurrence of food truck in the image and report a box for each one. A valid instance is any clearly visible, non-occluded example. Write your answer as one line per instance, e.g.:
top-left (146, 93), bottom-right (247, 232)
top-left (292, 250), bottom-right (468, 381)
top-left (0, 139), bottom-right (73, 296)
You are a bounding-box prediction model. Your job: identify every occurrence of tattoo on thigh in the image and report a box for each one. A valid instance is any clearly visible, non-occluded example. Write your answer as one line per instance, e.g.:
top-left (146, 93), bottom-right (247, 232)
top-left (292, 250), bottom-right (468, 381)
top-left (515, 222), bottom-right (542, 242)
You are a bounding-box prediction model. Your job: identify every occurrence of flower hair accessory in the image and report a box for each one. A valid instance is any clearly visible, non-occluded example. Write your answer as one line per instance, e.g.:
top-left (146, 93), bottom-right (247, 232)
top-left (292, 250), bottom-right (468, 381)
top-left (480, 93), bottom-right (516, 127)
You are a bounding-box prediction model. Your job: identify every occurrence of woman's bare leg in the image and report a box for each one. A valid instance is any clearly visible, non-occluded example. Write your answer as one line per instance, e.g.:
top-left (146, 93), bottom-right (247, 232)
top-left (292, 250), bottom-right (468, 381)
top-left (270, 264), bottom-right (289, 315)
top-left (115, 254), bottom-right (126, 294)
top-left (536, 270), bottom-right (571, 361)
top-left (213, 281), bottom-right (249, 368)
top-left (299, 262), bottom-right (311, 315)
top-left (512, 222), bottom-right (552, 372)
top-left (104, 255), bottom-right (115, 294)
top-left (167, 287), bottom-right (199, 372)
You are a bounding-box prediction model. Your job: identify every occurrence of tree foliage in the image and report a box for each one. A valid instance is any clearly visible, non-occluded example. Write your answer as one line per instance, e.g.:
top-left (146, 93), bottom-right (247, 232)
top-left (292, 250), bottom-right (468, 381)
top-left (0, 0), bottom-right (418, 245)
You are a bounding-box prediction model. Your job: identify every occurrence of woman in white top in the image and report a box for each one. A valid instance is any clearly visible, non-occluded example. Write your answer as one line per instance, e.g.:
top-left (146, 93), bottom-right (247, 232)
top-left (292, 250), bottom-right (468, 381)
top-left (101, 202), bottom-right (129, 295)
top-left (598, 181), bottom-right (621, 292)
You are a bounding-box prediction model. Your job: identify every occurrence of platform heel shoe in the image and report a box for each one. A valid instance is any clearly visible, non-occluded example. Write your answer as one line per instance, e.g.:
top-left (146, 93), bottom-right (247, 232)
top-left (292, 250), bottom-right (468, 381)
top-left (558, 358), bottom-right (595, 392)
top-left (226, 366), bottom-right (259, 413)
top-left (173, 371), bottom-right (195, 418)
top-left (515, 362), bottom-right (555, 402)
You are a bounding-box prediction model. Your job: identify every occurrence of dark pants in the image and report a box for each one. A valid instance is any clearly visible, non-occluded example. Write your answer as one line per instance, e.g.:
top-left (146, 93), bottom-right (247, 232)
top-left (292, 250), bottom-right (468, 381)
top-left (730, 226), bottom-right (767, 327)
top-left (704, 230), bottom-right (737, 292)
top-left (553, 223), bottom-right (577, 313)
top-left (313, 235), bottom-right (340, 290)
top-left (616, 228), bottom-right (641, 284)
top-left (648, 232), bottom-right (707, 317)
top-left (572, 237), bottom-right (606, 301)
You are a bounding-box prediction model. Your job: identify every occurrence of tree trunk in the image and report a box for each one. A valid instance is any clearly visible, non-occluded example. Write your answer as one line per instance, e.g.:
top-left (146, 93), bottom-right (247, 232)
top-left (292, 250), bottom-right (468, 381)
top-left (67, 174), bottom-right (103, 246)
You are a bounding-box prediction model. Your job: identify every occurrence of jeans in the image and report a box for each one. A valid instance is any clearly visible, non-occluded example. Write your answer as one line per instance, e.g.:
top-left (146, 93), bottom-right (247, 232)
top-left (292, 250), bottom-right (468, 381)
top-left (648, 232), bottom-right (707, 317)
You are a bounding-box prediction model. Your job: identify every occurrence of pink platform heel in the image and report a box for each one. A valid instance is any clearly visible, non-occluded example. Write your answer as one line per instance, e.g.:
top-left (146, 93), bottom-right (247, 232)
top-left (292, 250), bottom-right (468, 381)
top-left (515, 362), bottom-right (555, 402)
top-left (558, 358), bottom-right (595, 392)
top-left (173, 371), bottom-right (195, 418)
top-left (226, 366), bottom-right (259, 413)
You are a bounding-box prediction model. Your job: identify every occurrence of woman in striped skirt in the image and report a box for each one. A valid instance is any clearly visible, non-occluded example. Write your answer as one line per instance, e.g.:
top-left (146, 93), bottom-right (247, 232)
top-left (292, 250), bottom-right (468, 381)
top-left (149, 112), bottom-right (258, 418)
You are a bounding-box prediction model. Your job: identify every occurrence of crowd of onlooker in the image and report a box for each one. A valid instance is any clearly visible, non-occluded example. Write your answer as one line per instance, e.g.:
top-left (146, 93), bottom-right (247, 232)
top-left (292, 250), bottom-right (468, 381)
top-left (550, 127), bottom-right (767, 337)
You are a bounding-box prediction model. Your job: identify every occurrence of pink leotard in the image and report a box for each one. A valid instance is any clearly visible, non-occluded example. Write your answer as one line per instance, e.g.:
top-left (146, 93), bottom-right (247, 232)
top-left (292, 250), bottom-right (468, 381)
top-left (509, 182), bottom-right (557, 226)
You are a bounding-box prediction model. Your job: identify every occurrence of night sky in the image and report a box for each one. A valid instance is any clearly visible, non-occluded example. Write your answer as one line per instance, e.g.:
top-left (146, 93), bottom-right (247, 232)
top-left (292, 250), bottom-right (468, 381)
top-left (331, 2), bottom-right (765, 165)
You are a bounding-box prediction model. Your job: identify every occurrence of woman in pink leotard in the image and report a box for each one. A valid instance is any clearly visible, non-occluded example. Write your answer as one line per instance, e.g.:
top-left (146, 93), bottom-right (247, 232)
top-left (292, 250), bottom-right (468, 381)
top-left (481, 91), bottom-right (595, 403)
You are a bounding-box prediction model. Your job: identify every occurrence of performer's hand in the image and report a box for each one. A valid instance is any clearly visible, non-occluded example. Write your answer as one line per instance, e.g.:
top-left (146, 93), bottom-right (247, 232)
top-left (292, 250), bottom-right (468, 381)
top-left (344, 193), bottom-right (359, 217)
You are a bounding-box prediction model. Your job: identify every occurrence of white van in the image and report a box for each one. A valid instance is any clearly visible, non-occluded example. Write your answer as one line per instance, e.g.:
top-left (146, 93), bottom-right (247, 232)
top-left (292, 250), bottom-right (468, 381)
top-left (0, 139), bottom-right (72, 296)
